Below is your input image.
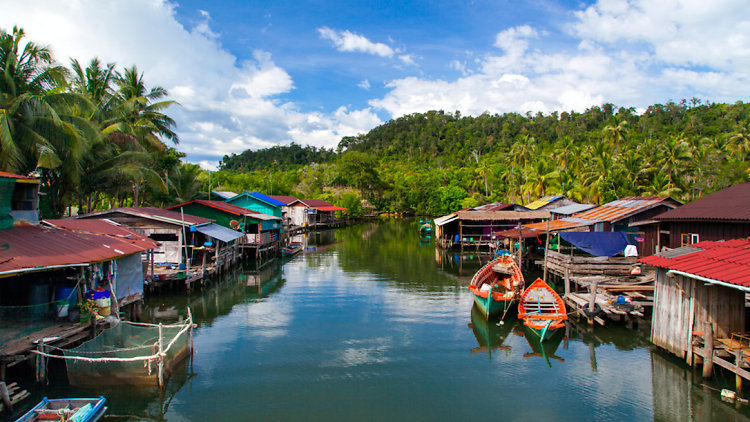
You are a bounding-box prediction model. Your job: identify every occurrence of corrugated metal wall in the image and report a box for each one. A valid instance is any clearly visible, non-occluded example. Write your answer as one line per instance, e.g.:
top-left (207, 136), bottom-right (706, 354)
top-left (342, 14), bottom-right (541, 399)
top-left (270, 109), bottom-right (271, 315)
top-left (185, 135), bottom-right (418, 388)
top-left (668, 221), bottom-right (750, 248)
top-left (651, 268), bottom-right (745, 361)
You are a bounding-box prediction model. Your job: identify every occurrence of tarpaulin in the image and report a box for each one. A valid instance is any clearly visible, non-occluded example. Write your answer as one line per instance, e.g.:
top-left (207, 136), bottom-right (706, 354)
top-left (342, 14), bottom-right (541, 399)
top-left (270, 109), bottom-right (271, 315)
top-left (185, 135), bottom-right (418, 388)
top-left (559, 231), bottom-right (631, 257)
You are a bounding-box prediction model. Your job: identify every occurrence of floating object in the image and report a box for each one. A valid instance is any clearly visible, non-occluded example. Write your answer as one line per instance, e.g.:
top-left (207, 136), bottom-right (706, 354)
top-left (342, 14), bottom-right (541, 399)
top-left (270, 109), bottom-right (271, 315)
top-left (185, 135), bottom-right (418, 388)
top-left (721, 389), bottom-right (737, 400)
top-left (468, 254), bottom-right (524, 319)
top-left (281, 242), bottom-right (303, 257)
top-left (518, 279), bottom-right (567, 342)
top-left (15, 396), bottom-right (106, 422)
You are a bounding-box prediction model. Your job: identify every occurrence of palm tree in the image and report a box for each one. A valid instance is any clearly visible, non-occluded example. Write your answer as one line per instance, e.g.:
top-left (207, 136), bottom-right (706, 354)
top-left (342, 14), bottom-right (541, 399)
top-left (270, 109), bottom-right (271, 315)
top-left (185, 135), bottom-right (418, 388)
top-left (659, 134), bottom-right (691, 185)
top-left (475, 158), bottom-right (493, 196)
top-left (508, 134), bottom-right (536, 202)
top-left (640, 172), bottom-right (681, 197)
top-left (602, 115), bottom-right (629, 151)
top-left (0, 26), bottom-right (95, 174)
top-left (729, 121), bottom-right (750, 162)
top-left (526, 158), bottom-right (559, 198)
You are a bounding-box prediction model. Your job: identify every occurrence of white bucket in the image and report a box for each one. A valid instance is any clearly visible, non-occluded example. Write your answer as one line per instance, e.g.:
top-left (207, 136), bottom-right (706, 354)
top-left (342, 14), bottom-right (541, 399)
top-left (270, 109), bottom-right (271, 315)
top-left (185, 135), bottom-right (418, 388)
top-left (94, 297), bottom-right (110, 308)
top-left (56, 303), bottom-right (69, 318)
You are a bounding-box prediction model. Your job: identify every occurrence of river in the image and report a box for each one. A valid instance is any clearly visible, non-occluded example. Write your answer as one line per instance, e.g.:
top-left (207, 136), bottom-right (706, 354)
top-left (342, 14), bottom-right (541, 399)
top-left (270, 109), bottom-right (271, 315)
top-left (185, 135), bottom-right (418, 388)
top-left (7, 219), bottom-right (750, 421)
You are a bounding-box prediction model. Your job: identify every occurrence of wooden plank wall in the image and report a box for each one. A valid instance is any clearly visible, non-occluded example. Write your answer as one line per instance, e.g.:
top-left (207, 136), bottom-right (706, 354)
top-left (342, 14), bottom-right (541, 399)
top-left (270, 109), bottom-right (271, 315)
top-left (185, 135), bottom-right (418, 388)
top-left (651, 268), bottom-right (745, 361)
top-left (545, 250), bottom-right (637, 277)
top-left (669, 221), bottom-right (750, 248)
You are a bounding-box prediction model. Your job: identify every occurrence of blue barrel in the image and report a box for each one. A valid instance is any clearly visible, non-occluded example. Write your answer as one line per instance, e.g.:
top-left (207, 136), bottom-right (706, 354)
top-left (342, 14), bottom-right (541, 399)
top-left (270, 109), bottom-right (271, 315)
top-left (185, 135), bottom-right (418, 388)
top-left (55, 287), bottom-right (77, 306)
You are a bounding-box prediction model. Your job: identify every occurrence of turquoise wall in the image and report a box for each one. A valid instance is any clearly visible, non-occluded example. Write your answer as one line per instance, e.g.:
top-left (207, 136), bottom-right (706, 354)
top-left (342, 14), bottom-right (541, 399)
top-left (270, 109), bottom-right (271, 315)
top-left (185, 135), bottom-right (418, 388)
top-left (226, 194), bottom-right (282, 218)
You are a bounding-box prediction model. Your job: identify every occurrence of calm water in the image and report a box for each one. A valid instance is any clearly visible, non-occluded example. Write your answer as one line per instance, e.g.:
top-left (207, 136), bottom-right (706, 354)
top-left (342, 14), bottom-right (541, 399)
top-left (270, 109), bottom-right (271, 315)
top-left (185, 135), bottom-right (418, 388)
top-left (6, 219), bottom-right (750, 421)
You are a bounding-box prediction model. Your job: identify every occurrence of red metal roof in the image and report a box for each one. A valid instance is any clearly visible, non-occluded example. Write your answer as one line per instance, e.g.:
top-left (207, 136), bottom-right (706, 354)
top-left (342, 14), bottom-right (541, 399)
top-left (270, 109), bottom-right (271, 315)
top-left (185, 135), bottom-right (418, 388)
top-left (639, 238), bottom-right (750, 287)
top-left (314, 206), bottom-right (348, 212)
top-left (168, 200), bottom-right (281, 220)
top-left (268, 195), bottom-right (299, 205)
top-left (292, 199), bottom-right (335, 207)
top-left (655, 183), bottom-right (750, 222)
top-left (0, 171), bottom-right (40, 183)
top-left (0, 224), bottom-right (156, 275)
top-left (525, 196), bottom-right (680, 232)
top-left (76, 207), bottom-right (213, 226)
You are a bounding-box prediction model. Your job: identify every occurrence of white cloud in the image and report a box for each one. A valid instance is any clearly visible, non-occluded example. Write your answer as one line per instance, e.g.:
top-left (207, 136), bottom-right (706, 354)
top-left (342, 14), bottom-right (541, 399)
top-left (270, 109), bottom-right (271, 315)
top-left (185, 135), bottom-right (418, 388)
top-left (398, 54), bottom-right (417, 67)
top-left (0, 0), bottom-right (383, 168)
top-left (317, 26), bottom-right (395, 57)
top-left (358, 79), bottom-right (371, 90)
top-left (371, 1), bottom-right (750, 119)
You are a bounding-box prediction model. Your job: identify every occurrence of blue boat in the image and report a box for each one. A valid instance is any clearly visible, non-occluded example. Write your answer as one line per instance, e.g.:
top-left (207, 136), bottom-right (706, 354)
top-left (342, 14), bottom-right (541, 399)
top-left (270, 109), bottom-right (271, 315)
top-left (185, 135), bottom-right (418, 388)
top-left (16, 397), bottom-right (106, 422)
top-left (281, 242), bottom-right (303, 257)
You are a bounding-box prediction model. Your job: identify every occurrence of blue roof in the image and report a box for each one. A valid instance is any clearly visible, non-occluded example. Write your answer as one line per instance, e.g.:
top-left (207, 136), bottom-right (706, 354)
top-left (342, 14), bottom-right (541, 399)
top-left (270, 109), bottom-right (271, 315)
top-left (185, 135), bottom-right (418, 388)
top-left (247, 192), bottom-right (286, 207)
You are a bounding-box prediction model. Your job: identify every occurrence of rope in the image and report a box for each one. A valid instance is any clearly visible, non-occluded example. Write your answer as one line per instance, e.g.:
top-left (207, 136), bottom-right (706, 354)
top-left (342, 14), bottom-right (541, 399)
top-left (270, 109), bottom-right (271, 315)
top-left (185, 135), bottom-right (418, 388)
top-left (29, 315), bottom-right (193, 363)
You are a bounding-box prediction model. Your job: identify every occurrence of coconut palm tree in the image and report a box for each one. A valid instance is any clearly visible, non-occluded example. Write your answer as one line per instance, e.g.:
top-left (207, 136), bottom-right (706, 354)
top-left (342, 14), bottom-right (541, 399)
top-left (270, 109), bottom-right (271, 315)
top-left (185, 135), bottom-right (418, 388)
top-left (659, 134), bottom-right (691, 186)
top-left (526, 158), bottom-right (559, 198)
top-left (602, 115), bottom-right (629, 151)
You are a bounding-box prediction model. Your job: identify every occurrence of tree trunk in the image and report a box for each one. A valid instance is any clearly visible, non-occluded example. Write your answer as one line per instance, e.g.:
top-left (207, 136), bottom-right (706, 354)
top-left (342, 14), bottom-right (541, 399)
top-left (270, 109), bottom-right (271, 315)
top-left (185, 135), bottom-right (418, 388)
top-left (132, 182), bottom-right (140, 206)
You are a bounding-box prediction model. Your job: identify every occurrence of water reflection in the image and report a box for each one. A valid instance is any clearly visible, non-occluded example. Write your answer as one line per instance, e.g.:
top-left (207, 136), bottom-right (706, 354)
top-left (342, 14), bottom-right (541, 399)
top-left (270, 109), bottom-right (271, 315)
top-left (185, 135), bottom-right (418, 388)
top-left (522, 326), bottom-right (565, 368)
top-left (11, 219), bottom-right (750, 422)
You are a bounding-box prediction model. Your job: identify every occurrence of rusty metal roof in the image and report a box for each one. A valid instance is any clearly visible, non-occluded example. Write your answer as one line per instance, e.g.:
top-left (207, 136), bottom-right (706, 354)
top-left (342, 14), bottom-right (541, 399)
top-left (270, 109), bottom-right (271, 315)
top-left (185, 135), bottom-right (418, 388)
top-left (75, 207), bottom-right (213, 226)
top-left (43, 219), bottom-right (158, 246)
top-left (655, 183), bottom-right (750, 222)
top-left (639, 239), bottom-right (750, 287)
top-left (291, 199), bottom-right (335, 208)
top-left (0, 223), bottom-right (156, 276)
top-left (525, 196), bottom-right (680, 232)
top-left (0, 171), bottom-right (40, 183)
top-left (457, 210), bottom-right (550, 221)
top-left (472, 202), bottom-right (516, 212)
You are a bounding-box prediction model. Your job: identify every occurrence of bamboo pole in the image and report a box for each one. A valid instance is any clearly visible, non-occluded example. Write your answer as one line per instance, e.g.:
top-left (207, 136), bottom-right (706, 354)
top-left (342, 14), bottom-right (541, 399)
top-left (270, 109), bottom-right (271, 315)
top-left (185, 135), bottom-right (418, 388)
top-left (158, 323), bottom-right (164, 387)
top-left (188, 308), bottom-right (194, 355)
top-left (543, 220), bottom-right (550, 283)
top-left (517, 223), bottom-right (523, 269)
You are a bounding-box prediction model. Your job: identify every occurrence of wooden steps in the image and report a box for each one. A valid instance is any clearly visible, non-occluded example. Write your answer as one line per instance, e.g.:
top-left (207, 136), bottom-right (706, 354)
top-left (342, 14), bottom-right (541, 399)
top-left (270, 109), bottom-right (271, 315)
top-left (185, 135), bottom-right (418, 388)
top-left (0, 382), bottom-right (30, 413)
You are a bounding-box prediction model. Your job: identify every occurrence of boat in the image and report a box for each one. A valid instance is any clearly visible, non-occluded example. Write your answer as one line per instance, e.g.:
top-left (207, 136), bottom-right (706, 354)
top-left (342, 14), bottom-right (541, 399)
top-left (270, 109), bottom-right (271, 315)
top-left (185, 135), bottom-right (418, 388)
top-left (468, 254), bottom-right (524, 319)
top-left (518, 278), bottom-right (567, 342)
top-left (281, 242), bottom-right (303, 257)
top-left (419, 220), bottom-right (432, 234)
top-left (16, 397), bottom-right (106, 422)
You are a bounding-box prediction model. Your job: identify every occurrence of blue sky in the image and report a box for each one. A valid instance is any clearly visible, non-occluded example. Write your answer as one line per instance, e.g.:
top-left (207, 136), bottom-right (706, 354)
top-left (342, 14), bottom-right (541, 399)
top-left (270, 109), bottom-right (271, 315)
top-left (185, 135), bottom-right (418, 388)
top-left (3, 0), bottom-right (750, 168)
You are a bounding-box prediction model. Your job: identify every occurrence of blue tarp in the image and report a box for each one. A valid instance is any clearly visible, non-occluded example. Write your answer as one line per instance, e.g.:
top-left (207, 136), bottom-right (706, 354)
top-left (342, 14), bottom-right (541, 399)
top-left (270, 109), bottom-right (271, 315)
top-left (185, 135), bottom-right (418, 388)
top-left (559, 231), bottom-right (631, 257)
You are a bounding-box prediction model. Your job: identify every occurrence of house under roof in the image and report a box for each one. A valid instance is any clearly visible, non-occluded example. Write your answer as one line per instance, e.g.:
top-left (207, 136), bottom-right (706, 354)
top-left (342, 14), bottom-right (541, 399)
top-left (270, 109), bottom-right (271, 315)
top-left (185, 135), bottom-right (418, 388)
top-left (655, 183), bottom-right (750, 222)
top-left (268, 195), bottom-right (299, 206)
top-left (525, 196), bottom-right (681, 233)
top-left (168, 200), bottom-right (281, 220)
top-left (247, 192), bottom-right (286, 207)
top-left (0, 222), bottom-right (157, 277)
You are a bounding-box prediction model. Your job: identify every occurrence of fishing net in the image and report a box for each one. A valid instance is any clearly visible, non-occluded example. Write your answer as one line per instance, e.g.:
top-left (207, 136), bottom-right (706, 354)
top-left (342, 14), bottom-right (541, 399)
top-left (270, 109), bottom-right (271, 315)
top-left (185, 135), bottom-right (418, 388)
top-left (63, 320), bottom-right (191, 386)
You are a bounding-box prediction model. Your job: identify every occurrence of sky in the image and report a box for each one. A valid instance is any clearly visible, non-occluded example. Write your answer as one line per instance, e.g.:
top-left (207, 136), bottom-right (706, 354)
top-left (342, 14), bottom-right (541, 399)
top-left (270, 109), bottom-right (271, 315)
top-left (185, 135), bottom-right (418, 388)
top-left (3, 0), bottom-right (750, 169)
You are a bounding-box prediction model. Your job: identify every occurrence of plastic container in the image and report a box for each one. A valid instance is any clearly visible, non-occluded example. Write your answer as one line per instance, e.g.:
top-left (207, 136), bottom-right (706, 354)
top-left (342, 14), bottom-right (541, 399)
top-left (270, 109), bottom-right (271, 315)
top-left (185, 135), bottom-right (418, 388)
top-left (56, 301), bottom-right (69, 317)
top-left (55, 286), bottom-right (77, 306)
top-left (98, 306), bottom-right (111, 317)
top-left (94, 297), bottom-right (110, 308)
top-left (85, 290), bottom-right (110, 301)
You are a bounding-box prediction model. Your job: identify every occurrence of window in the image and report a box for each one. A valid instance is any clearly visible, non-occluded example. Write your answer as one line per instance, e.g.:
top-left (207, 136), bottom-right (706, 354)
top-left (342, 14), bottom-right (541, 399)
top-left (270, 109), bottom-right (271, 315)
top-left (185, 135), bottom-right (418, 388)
top-left (681, 233), bottom-right (699, 246)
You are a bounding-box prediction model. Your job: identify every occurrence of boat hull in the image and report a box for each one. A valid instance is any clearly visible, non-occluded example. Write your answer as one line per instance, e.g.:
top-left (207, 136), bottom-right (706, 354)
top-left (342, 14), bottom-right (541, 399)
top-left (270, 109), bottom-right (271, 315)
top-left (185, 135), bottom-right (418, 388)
top-left (518, 278), bottom-right (567, 342)
top-left (523, 322), bottom-right (562, 342)
top-left (16, 397), bottom-right (107, 422)
top-left (471, 291), bottom-right (515, 318)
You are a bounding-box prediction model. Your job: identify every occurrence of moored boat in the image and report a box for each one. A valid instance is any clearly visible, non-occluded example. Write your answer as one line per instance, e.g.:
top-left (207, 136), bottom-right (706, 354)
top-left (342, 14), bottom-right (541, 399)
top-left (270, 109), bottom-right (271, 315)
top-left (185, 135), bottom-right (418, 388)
top-left (419, 220), bottom-right (432, 234)
top-left (281, 242), bottom-right (303, 257)
top-left (518, 278), bottom-right (567, 342)
top-left (468, 254), bottom-right (524, 319)
top-left (16, 397), bottom-right (106, 422)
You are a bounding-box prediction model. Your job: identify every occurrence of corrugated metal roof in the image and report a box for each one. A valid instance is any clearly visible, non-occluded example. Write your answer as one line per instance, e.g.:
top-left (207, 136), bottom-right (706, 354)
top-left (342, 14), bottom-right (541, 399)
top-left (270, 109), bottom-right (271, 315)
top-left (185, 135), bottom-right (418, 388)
top-left (247, 192), bottom-right (286, 207)
top-left (315, 206), bottom-right (347, 211)
top-left (43, 219), bottom-right (158, 246)
top-left (0, 224), bottom-right (156, 275)
top-left (434, 213), bottom-right (458, 226)
top-left (494, 227), bottom-right (544, 238)
top-left (211, 191), bottom-right (237, 199)
top-left (75, 207), bottom-right (213, 226)
top-left (269, 195), bottom-right (299, 205)
top-left (457, 210), bottom-right (550, 221)
top-left (639, 239), bottom-right (750, 287)
top-left (0, 172), bottom-right (40, 184)
top-left (525, 196), bottom-right (679, 232)
top-left (292, 199), bottom-right (335, 207)
top-left (524, 195), bottom-right (563, 210)
top-left (655, 183), bottom-right (750, 222)
top-left (168, 200), bottom-right (282, 220)
top-left (471, 202), bottom-right (516, 212)
top-left (550, 203), bottom-right (597, 215)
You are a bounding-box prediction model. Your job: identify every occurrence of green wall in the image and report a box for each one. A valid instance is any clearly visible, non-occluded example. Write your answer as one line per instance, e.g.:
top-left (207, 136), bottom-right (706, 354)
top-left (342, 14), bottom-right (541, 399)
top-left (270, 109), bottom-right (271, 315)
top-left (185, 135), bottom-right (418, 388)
top-left (226, 194), bottom-right (282, 218)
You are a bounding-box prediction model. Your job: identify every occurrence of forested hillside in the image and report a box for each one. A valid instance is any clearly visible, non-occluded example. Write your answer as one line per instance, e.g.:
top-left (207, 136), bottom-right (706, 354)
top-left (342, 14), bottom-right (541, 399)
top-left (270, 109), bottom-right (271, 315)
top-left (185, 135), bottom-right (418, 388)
top-left (217, 99), bottom-right (750, 216)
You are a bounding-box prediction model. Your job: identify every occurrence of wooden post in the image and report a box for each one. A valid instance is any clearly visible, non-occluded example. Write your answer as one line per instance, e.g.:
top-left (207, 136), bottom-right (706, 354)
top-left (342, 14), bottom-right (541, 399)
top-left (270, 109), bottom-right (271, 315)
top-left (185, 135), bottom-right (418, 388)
top-left (36, 339), bottom-right (45, 383)
top-left (158, 323), bottom-right (164, 387)
top-left (588, 279), bottom-right (599, 325)
top-left (737, 350), bottom-right (743, 392)
top-left (150, 249), bottom-right (155, 283)
top-left (543, 220), bottom-right (550, 283)
top-left (703, 322), bottom-right (714, 379)
top-left (564, 268), bottom-right (570, 298)
top-left (90, 314), bottom-right (97, 339)
top-left (517, 223), bottom-right (523, 269)
top-left (459, 220), bottom-right (463, 251)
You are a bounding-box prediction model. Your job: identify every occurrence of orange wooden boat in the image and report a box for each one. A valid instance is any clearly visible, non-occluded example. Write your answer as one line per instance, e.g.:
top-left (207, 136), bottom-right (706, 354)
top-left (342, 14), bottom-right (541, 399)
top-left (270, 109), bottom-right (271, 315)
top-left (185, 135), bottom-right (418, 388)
top-left (468, 254), bottom-right (524, 319)
top-left (518, 278), bottom-right (567, 341)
